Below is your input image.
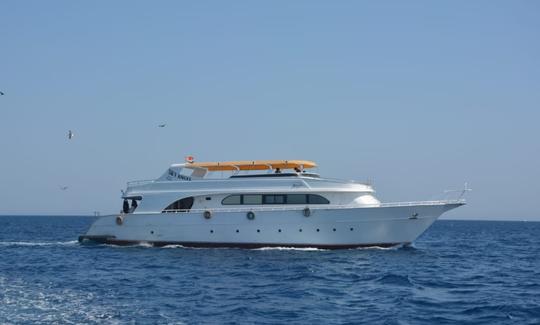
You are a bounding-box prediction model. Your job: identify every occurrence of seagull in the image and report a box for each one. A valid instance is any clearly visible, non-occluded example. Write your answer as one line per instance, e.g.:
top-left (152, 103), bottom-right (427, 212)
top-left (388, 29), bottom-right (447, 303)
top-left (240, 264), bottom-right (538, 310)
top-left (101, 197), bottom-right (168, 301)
top-left (59, 186), bottom-right (69, 191)
top-left (158, 124), bottom-right (166, 128)
top-left (67, 130), bottom-right (74, 139)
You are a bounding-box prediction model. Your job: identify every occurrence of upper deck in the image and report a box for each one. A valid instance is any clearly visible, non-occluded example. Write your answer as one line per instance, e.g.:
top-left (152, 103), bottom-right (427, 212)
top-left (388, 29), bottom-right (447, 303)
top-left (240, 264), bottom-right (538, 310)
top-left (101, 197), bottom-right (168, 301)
top-left (188, 160), bottom-right (317, 171)
top-left (121, 159), bottom-right (378, 213)
top-left (153, 159), bottom-right (319, 182)
top-left (124, 159), bottom-right (374, 201)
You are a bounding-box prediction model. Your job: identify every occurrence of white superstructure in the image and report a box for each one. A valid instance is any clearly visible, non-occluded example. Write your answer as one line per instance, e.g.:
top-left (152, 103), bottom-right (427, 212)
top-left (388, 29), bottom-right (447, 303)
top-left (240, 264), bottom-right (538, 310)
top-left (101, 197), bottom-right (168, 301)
top-left (79, 160), bottom-right (465, 248)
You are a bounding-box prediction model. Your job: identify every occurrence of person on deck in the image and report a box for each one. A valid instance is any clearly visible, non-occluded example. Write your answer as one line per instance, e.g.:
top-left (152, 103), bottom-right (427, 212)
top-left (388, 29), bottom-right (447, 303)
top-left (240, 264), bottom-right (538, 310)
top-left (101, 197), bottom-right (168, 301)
top-left (122, 200), bottom-right (129, 214)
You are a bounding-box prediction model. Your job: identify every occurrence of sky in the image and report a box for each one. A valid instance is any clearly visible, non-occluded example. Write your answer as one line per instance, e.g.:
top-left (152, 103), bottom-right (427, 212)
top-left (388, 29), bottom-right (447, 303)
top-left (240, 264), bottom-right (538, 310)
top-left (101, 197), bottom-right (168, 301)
top-left (0, 1), bottom-right (539, 219)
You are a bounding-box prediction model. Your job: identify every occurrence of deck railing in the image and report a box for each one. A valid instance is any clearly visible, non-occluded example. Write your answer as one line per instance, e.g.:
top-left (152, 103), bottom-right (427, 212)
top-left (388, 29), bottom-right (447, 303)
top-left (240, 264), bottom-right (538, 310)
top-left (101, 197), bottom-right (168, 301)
top-left (126, 177), bottom-right (373, 187)
top-left (157, 199), bottom-right (466, 214)
top-left (126, 179), bottom-right (155, 187)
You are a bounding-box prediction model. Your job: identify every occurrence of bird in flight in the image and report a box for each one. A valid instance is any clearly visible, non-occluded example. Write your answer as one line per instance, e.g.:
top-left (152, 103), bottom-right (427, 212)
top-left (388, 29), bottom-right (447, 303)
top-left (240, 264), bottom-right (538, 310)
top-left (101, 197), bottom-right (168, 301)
top-left (0, 91), bottom-right (4, 95)
top-left (59, 186), bottom-right (69, 191)
top-left (67, 130), bottom-right (74, 139)
top-left (158, 124), bottom-right (166, 128)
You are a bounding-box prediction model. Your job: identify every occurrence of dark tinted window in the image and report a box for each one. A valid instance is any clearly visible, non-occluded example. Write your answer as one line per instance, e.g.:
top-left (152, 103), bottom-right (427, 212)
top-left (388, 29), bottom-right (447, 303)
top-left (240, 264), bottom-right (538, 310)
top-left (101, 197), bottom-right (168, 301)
top-left (163, 197), bottom-right (194, 211)
top-left (220, 194), bottom-right (329, 205)
top-left (243, 195), bottom-right (263, 205)
top-left (263, 195), bottom-right (286, 204)
top-left (222, 195), bottom-right (241, 205)
top-left (287, 194), bottom-right (307, 204)
top-left (308, 194), bottom-right (330, 204)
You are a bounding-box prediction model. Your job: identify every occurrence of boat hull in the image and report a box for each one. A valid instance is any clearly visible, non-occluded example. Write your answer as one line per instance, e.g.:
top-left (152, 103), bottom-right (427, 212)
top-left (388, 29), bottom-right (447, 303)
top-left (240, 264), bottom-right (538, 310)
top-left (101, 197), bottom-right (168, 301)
top-left (79, 203), bottom-right (462, 249)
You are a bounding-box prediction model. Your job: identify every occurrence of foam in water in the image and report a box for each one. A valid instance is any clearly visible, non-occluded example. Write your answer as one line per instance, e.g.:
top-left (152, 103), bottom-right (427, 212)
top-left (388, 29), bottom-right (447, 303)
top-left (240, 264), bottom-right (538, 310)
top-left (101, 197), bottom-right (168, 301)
top-left (0, 277), bottom-right (120, 324)
top-left (161, 244), bottom-right (187, 249)
top-left (0, 241), bottom-right (78, 247)
top-left (253, 246), bottom-right (326, 251)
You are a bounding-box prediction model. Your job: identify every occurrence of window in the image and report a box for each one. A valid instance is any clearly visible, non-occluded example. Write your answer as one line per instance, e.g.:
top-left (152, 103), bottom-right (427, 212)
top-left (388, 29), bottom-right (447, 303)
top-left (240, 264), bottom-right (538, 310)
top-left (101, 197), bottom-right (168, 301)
top-left (220, 194), bottom-right (330, 205)
top-left (163, 197), bottom-right (194, 212)
top-left (243, 195), bottom-right (262, 205)
top-left (308, 194), bottom-right (330, 204)
top-left (222, 195), bottom-right (241, 205)
top-left (287, 194), bottom-right (307, 204)
top-left (263, 195), bottom-right (286, 204)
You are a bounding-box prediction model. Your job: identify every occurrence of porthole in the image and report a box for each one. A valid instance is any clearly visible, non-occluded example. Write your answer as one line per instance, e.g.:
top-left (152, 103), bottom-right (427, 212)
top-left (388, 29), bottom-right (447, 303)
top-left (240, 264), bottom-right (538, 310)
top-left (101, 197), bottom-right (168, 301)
top-left (350, 227), bottom-right (354, 231)
top-left (316, 229), bottom-right (320, 232)
top-left (278, 229), bottom-right (282, 233)
top-left (150, 230), bottom-right (154, 234)
top-left (299, 229), bottom-right (303, 232)
top-left (257, 229), bottom-right (260, 233)
top-left (236, 229), bottom-right (239, 233)
top-left (247, 211), bottom-right (255, 220)
top-left (333, 228), bottom-right (336, 232)
top-left (210, 230), bottom-right (214, 234)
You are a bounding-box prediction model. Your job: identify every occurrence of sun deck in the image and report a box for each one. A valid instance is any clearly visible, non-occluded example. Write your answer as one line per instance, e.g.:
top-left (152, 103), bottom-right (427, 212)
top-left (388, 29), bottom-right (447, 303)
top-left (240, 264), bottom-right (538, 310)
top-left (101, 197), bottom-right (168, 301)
top-left (187, 160), bottom-right (317, 171)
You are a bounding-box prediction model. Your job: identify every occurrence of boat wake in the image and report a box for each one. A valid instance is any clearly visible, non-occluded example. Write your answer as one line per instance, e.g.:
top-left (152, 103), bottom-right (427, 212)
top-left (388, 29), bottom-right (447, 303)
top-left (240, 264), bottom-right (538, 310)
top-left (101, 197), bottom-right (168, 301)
top-left (0, 276), bottom-right (119, 324)
top-left (0, 240), bottom-right (78, 247)
top-left (354, 244), bottom-right (406, 251)
top-left (253, 246), bottom-right (326, 251)
top-left (161, 244), bottom-right (186, 249)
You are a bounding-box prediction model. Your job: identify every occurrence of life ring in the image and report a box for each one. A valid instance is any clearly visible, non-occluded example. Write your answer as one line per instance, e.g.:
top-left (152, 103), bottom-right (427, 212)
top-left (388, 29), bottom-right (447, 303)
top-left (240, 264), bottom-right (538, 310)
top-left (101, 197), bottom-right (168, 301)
top-left (203, 210), bottom-right (212, 219)
top-left (116, 215), bottom-right (124, 225)
top-left (303, 207), bottom-right (311, 217)
top-left (247, 211), bottom-right (255, 220)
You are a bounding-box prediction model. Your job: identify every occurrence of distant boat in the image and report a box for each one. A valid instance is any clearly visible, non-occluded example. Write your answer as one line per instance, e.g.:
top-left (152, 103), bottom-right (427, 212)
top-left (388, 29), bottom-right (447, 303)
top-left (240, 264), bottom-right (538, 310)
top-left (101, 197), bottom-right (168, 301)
top-left (67, 130), bottom-right (74, 139)
top-left (79, 159), bottom-right (465, 249)
top-left (158, 124), bottom-right (166, 128)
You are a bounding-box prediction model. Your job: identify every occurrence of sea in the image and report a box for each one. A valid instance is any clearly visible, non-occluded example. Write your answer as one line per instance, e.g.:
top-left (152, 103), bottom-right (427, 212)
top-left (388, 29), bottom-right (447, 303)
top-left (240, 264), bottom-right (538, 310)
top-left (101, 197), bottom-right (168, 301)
top-left (0, 216), bottom-right (539, 325)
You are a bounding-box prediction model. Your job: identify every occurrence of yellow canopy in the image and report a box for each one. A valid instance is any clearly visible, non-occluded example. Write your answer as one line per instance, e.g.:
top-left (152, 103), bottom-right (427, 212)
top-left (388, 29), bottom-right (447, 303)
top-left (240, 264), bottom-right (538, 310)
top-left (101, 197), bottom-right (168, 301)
top-left (187, 160), bottom-right (317, 171)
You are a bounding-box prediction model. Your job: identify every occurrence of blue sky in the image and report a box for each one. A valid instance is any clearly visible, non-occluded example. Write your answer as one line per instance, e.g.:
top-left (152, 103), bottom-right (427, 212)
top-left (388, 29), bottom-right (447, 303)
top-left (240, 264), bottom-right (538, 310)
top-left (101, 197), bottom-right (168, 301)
top-left (1, 1), bottom-right (539, 219)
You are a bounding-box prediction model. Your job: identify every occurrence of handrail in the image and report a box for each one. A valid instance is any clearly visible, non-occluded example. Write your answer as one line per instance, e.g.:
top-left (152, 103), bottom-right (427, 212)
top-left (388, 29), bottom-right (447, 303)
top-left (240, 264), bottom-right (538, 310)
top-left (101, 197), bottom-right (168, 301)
top-left (127, 179), bottom-right (155, 186)
top-left (157, 199), bottom-right (465, 214)
top-left (379, 199), bottom-right (465, 207)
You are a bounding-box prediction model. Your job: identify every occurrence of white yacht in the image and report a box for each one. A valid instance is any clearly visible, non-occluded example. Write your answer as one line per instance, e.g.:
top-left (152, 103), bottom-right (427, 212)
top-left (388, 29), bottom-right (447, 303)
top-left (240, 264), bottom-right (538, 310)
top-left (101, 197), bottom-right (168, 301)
top-left (79, 159), bottom-right (465, 249)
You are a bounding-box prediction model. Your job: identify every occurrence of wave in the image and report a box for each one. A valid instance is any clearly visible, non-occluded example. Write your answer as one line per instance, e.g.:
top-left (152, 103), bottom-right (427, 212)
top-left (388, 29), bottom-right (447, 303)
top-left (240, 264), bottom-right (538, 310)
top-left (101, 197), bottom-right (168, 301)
top-left (161, 244), bottom-right (186, 249)
top-left (354, 245), bottom-right (402, 251)
top-left (95, 242), bottom-right (155, 249)
top-left (159, 245), bottom-right (325, 251)
top-left (0, 240), bottom-right (78, 247)
top-left (0, 277), bottom-right (121, 324)
top-left (253, 246), bottom-right (326, 251)
top-left (376, 273), bottom-right (414, 287)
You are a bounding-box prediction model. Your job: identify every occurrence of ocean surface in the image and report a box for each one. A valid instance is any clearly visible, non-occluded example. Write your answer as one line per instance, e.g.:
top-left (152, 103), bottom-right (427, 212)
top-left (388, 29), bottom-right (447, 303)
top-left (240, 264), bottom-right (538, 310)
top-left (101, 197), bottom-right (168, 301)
top-left (0, 216), bottom-right (539, 324)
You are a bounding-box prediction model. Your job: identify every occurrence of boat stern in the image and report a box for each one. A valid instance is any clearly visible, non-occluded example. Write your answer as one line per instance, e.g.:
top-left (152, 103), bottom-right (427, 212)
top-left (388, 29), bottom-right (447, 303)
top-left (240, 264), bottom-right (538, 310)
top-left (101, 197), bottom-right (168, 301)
top-left (78, 214), bottom-right (121, 244)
